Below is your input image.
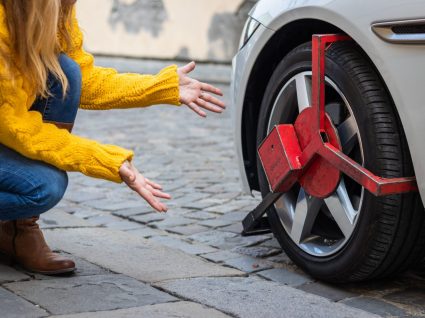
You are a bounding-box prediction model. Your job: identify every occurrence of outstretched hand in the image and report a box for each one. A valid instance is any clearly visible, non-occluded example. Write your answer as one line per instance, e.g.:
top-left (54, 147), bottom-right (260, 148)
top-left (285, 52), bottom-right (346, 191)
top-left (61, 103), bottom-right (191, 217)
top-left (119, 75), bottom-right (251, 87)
top-left (178, 61), bottom-right (226, 117)
top-left (119, 161), bottom-right (170, 213)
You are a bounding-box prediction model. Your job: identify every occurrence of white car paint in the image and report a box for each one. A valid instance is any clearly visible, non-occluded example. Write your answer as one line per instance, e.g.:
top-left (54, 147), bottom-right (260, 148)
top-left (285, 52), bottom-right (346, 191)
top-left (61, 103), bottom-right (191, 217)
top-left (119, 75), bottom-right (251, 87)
top-left (232, 0), bottom-right (425, 200)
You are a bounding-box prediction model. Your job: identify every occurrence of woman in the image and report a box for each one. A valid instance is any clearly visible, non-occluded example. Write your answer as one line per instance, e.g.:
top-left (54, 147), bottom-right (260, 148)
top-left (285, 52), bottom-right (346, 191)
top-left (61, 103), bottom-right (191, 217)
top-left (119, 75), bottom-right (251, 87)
top-left (0, 0), bottom-right (225, 275)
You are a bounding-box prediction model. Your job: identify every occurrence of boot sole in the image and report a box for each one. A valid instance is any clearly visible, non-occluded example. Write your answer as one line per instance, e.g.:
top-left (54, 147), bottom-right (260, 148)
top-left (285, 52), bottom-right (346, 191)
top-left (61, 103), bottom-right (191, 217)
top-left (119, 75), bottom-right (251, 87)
top-left (25, 266), bottom-right (76, 276)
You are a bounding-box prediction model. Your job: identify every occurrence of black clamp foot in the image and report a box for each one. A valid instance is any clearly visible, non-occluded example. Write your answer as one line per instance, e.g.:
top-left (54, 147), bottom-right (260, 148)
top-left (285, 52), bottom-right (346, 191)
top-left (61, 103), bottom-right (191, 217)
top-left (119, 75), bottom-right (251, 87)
top-left (241, 192), bottom-right (283, 236)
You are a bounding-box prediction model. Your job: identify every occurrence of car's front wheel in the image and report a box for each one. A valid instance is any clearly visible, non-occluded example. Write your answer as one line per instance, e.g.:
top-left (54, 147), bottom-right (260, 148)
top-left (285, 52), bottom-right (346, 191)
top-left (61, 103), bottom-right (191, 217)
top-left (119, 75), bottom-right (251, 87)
top-left (256, 41), bottom-right (425, 282)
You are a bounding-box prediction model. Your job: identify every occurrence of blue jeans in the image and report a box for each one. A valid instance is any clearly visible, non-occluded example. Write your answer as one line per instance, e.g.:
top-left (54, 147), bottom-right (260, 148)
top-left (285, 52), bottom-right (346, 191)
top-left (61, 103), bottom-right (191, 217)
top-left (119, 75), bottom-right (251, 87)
top-left (0, 54), bottom-right (82, 221)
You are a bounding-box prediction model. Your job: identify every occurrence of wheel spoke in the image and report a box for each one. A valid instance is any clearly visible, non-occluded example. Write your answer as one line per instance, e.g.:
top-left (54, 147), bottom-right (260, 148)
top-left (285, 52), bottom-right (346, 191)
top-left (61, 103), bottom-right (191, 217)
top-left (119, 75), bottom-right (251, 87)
top-left (295, 73), bottom-right (312, 112)
top-left (338, 116), bottom-right (357, 154)
top-left (324, 179), bottom-right (357, 238)
top-left (291, 189), bottom-right (322, 244)
top-left (274, 192), bottom-right (296, 231)
top-left (267, 80), bottom-right (297, 130)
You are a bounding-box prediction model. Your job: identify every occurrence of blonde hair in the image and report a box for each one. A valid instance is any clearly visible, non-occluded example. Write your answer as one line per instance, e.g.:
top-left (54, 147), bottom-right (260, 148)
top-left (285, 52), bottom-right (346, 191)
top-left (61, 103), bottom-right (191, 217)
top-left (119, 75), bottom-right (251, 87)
top-left (1, 0), bottom-right (74, 97)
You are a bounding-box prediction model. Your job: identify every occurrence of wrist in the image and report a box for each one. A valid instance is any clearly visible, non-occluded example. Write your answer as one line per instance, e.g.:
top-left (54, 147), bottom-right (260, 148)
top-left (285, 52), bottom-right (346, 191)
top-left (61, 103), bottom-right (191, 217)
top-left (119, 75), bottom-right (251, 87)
top-left (119, 159), bottom-right (131, 174)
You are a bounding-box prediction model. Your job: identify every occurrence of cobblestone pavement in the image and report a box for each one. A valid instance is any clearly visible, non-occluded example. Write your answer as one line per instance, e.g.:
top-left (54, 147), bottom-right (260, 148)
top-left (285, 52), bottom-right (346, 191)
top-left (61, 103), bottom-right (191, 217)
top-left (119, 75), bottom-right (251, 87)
top-left (1, 59), bottom-right (425, 317)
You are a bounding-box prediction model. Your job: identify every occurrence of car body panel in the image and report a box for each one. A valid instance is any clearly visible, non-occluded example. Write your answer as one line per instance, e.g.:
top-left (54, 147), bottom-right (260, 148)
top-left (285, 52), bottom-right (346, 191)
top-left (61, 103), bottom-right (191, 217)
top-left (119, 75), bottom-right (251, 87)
top-left (232, 0), bottom-right (425, 200)
top-left (231, 24), bottom-right (275, 195)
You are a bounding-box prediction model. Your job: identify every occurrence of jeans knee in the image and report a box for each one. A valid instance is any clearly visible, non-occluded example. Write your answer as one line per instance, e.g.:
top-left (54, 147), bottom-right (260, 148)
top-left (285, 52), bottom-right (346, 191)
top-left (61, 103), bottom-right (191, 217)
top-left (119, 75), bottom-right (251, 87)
top-left (59, 53), bottom-right (82, 99)
top-left (32, 170), bottom-right (68, 211)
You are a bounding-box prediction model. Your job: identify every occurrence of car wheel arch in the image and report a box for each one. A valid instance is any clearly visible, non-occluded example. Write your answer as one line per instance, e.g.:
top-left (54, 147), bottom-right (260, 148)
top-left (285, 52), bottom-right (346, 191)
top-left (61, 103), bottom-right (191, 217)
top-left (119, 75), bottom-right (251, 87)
top-left (240, 18), bottom-right (408, 192)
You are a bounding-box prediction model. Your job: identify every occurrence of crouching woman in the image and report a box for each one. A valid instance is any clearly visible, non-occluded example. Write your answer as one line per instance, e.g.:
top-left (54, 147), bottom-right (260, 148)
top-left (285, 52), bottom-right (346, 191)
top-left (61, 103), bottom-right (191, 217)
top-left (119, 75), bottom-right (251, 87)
top-left (0, 0), bottom-right (225, 274)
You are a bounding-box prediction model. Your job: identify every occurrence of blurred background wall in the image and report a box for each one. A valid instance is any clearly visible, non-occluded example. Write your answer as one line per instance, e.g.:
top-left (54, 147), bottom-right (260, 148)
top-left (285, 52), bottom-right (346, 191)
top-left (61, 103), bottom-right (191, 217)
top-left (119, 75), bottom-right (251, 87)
top-left (76, 0), bottom-right (258, 64)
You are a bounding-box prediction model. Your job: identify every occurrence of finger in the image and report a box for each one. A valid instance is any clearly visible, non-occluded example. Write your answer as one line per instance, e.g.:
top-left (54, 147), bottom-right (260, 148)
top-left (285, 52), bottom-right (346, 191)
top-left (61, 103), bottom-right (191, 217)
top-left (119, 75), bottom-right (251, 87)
top-left (200, 93), bottom-right (226, 108)
top-left (201, 83), bottom-right (223, 96)
top-left (196, 98), bottom-right (224, 113)
top-left (179, 61), bottom-right (196, 75)
top-left (152, 189), bottom-right (172, 200)
top-left (139, 186), bottom-right (168, 212)
top-left (145, 183), bottom-right (172, 200)
top-left (188, 102), bottom-right (207, 117)
top-left (145, 178), bottom-right (163, 190)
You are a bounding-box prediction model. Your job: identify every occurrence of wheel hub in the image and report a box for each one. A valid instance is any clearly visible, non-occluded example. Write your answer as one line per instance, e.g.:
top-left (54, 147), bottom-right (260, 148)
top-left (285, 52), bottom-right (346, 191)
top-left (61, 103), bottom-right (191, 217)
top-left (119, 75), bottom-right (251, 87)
top-left (294, 107), bottom-right (342, 198)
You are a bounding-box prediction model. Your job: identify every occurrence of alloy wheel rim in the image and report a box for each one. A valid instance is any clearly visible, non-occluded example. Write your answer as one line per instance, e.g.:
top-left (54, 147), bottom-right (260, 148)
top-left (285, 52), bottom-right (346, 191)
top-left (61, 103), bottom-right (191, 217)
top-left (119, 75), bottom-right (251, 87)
top-left (267, 71), bottom-right (364, 257)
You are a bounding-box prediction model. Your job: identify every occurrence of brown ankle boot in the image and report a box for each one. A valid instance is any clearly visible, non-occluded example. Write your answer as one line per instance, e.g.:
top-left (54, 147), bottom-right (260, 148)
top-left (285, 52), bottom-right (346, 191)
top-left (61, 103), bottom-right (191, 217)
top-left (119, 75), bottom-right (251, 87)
top-left (0, 217), bottom-right (75, 274)
top-left (0, 220), bottom-right (16, 264)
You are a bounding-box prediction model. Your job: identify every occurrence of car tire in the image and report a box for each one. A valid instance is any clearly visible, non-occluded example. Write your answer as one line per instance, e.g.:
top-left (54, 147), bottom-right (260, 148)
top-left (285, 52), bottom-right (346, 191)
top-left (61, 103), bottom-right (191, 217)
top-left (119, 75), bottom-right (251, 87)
top-left (256, 41), bottom-right (425, 282)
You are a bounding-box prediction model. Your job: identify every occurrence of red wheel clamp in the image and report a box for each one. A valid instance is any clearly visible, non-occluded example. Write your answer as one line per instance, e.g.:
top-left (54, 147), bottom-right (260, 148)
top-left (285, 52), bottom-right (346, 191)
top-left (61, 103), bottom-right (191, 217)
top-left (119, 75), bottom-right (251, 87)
top-left (241, 34), bottom-right (418, 236)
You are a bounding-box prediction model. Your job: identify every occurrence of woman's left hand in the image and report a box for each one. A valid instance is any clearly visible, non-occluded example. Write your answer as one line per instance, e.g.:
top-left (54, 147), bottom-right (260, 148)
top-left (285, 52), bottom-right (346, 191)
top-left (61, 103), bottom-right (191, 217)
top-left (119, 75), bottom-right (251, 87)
top-left (177, 61), bottom-right (226, 117)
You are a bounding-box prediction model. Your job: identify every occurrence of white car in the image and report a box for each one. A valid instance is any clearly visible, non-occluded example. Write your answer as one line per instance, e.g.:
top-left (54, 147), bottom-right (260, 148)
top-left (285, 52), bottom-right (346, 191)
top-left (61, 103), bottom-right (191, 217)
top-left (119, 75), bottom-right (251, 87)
top-left (231, 0), bottom-right (425, 282)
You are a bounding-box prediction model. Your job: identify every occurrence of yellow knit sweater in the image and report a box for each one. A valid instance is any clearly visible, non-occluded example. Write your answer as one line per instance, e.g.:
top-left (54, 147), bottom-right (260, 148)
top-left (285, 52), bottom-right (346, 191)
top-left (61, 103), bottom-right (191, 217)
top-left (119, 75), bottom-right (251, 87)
top-left (0, 6), bottom-right (181, 183)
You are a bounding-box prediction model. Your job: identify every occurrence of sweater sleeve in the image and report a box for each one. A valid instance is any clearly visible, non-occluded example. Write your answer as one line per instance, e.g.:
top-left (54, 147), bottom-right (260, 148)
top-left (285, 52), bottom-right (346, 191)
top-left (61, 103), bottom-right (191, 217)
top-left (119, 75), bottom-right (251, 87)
top-left (66, 9), bottom-right (181, 110)
top-left (0, 89), bottom-right (134, 183)
top-left (0, 63), bottom-right (134, 183)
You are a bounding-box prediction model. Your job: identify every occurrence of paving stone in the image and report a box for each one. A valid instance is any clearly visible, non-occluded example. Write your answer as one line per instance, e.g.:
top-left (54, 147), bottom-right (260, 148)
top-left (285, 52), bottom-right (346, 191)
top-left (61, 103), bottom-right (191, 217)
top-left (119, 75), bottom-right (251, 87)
top-left (83, 199), bottom-right (144, 211)
top-left (188, 230), bottom-right (237, 246)
top-left (155, 276), bottom-right (379, 318)
top-left (233, 197), bottom-right (261, 207)
top-left (200, 250), bottom-right (242, 263)
top-left (342, 297), bottom-right (409, 317)
top-left (257, 268), bottom-right (314, 286)
top-left (112, 207), bottom-right (155, 218)
top-left (64, 190), bottom-right (106, 203)
top-left (0, 264), bottom-right (30, 283)
top-left (150, 235), bottom-right (218, 255)
top-left (184, 211), bottom-right (219, 220)
top-left (384, 287), bottom-right (425, 311)
top-left (260, 237), bottom-right (282, 249)
top-left (161, 179), bottom-right (190, 192)
top-left (166, 224), bottom-right (210, 236)
top-left (85, 213), bottom-right (122, 226)
top-left (157, 207), bottom-right (194, 218)
top-left (231, 245), bottom-right (282, 258)
top-left (217, 222), bottom-right (244, 234)
top-left (50, 301), bottom-right (232, 318)
top-left (81, 199), bottom-right (123, 210)
top-left (199, 197), bottom-right (231, 205)
top-left (204, 184), bottom-right (243, 195)
top-left (182, 200), bottom-right (218, 210)
top-left (150, 216), bottom-right (194, 229)
top-left (193, 182), bottom-right (215, 190)
top-left (45, 228), bottom-right (243, 283)
top-left (198, 218), bottom-right (234, 228)
top-left (129, 213), bottom-right (166, 224)
top-left (219, 211), bottom-right (249, 222)
top-left (204, 233), bottom-right (272, 250)
top-left (39, 210), bottom-right (92, 229)
top-left (0, 287), bottom-right (48, 318)
top-left (173, 193), bottom-right (212, 205)
top-left (297, 282), bottom-right (358, 301)
top-left (71, 208), bottom-right (105, 220)
top-left (205, 203), bottom-right (248, 214)
top-left (55, 200), bottom-right (78, 212)
top-left (223, 255), bottom-right (274, 273)
top-left (265, 252), bottom-right (291, 265)
top-left (212, 191), bottom-right (241, 201)
top-left (125, 227), bottom-right (166, 238)
top-left (105, 220), bottom-right (143, 231)
top-left (5, 274), bottom-right (176, 315)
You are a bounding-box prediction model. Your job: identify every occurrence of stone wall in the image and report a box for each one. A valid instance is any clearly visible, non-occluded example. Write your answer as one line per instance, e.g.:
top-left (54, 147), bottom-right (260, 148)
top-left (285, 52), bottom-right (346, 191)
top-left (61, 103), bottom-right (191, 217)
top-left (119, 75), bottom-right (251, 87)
top-left (76, 0), bottom-right (257, 63)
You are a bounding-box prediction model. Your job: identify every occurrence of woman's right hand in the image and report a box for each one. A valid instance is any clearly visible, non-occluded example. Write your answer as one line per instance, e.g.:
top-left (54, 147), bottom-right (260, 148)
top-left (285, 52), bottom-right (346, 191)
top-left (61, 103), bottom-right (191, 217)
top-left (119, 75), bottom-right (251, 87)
top-left (119, 160), bottom-right (170, 213)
